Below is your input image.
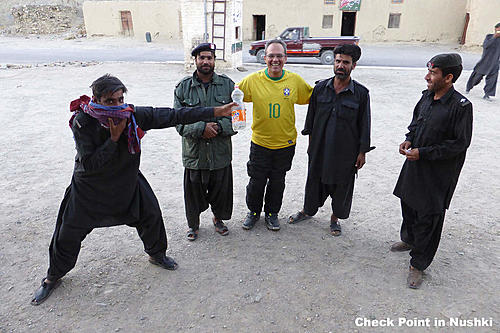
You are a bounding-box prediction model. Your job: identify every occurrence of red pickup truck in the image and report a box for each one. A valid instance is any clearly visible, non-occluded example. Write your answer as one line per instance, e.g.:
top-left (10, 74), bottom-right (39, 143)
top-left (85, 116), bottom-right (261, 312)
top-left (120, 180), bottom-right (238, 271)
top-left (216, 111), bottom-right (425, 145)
top-left (249, 27), bottom-right (360, 65)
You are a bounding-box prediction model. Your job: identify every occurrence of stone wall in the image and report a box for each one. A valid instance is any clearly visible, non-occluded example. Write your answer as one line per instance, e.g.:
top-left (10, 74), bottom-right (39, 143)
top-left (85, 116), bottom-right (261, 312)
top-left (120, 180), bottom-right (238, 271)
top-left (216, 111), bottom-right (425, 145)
top-left (0, 0), bottom-right (153, 35)
top-left (10, 5), bottom-right (81, 35)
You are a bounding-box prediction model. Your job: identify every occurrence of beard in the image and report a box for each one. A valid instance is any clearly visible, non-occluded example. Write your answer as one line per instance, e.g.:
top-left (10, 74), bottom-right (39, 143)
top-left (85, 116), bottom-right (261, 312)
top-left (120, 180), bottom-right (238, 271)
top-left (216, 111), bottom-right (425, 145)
top-left (427, 79), bottom-right (445, 92)
top-left (334, 68), bottom-right (350, 80)
top-left (197, 64), bottom-right (214, 75)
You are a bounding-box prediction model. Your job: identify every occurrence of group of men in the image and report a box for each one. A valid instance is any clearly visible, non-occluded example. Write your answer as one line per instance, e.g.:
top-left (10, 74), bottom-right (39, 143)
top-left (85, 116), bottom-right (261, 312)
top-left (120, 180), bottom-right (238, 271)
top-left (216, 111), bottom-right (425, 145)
top-left (32, 33), bottom-right (477, 305)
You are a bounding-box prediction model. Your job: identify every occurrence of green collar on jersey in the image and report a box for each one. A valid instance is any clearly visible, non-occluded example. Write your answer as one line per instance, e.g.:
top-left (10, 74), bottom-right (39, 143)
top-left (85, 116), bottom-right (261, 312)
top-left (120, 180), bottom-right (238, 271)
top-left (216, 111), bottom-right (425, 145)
top-left (265, 68), bottom-right (285, 81)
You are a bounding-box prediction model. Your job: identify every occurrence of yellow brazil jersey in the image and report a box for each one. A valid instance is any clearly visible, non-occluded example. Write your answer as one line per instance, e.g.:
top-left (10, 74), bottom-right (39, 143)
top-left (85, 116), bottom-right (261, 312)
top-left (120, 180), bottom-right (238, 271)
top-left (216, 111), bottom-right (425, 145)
top-left (238, 69), bottom-right (312, 149)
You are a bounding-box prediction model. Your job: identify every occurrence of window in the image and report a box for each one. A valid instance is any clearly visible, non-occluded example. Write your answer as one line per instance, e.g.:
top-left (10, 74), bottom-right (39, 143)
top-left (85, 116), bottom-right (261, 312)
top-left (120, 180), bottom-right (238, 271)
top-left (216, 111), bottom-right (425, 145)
top-left (325, 0), bottom-right (335, 4)
top-left (388, 13), bottom-right (401, 28)
top-left (322, 15), bottom-right (333, 29)
top-left (392, 0), bottom-right (403, 3)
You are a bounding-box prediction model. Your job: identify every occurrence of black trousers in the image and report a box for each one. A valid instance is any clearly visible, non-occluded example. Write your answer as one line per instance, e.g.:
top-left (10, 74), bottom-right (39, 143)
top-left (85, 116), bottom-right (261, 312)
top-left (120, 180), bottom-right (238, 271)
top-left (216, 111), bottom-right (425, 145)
top-left (246, 142), bottom-right (295, 214)
top-left (466, 69), bottom-right (498, 97)
top-left (303, 174), bottom-right (355, 220)
top-left (400, 200), bottom-right (446, 271)
top-left (46, 189), bottom-right (168, 281)
top-left (183, 165), bottom-right (233, 230)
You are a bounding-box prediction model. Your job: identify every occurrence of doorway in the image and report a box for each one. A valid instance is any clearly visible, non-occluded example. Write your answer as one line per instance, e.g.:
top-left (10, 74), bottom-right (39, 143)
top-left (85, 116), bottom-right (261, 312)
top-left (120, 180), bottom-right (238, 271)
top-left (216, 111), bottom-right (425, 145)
top-left (341, 11), bottom-right (356, 36)
top-left (120, 11), bottom-right (133, 36)
top-left (253, 15), bottom-right (265, 40)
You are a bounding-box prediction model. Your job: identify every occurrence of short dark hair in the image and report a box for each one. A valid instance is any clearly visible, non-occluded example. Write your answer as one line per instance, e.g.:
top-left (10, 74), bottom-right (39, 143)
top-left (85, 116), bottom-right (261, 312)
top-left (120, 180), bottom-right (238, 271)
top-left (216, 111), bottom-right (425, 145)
top-left (90, 74), bottom-right (127, 100)
top-left (265, 39), bottom-right (287, 54)
top-left (495, 22), bottom-right (500, 29)
top-left (440, 65), bottom-right (463, 83)
top-left (333, 44), bottom-right (361, 63)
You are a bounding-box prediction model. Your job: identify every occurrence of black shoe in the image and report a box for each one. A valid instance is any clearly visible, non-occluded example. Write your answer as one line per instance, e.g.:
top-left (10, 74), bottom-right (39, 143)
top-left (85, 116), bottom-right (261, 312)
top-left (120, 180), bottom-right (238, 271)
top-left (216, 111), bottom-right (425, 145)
top-left (31, 278), bottom-right (61, 306)
top-left (265, 212), bottom-right (280, 231)
top-left (149, 253), bottom-right (178, 270)
top-left (242, 211), bottom-right (260, 230)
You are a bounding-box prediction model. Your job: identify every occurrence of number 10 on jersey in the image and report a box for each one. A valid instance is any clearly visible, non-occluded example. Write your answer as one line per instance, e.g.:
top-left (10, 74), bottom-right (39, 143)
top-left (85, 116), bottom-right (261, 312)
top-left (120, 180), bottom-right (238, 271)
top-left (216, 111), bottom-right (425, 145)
top-left (269, 103), bottom-right (281, 119)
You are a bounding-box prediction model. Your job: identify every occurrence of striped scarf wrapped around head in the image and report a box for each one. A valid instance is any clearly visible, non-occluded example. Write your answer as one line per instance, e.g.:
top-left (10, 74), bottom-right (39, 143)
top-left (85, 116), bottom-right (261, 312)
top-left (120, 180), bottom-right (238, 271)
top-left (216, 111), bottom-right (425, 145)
top-left (69, 95), bottom-right (145, 154)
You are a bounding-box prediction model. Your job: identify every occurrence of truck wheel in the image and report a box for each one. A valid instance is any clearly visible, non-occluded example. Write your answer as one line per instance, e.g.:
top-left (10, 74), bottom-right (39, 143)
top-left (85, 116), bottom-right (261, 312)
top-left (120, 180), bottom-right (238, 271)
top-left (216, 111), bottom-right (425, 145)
top-left (320, 50), bottom-right (334, 65)
top-left (256, 49), bottom-right (265, 64)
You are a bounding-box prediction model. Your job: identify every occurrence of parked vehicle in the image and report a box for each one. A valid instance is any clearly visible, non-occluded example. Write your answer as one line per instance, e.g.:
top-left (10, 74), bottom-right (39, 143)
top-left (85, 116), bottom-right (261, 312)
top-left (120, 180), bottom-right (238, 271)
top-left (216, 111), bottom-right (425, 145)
top-left (249, 27), bottom-right (360, 65)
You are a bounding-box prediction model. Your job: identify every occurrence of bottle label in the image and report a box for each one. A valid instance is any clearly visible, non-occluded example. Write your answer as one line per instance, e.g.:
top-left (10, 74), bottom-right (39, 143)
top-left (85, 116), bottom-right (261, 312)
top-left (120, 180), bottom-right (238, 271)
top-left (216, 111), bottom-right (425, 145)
top-left (232, 108), bottom-right (246, 123)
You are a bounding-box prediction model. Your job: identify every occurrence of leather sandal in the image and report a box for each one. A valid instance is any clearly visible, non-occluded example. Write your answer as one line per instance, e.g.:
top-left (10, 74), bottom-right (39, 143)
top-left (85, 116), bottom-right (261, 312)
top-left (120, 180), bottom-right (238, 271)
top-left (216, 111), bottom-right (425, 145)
top-left (330, 219), bottom-right (342, 236)
top-left (407, 266), bottom-right (423, 289)
top-left (213, 218), bottom-right (229, 236)
top-left (288, 210), bottom-right (311, 224)
top-left (31, 278), bottom-right (61, 306)
top-left (186, 228), bottom-right (198, 241)
top-left (149, 253), bottom-right (178, 270)
top-left (390, 241), bottom-right (412, 252)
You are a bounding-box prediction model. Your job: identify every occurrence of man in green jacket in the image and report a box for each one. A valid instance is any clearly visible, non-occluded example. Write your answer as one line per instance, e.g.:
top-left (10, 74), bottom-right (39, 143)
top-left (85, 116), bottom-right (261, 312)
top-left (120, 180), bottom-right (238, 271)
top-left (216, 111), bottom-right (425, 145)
top-left (174, 43), bottom-right (236, 241)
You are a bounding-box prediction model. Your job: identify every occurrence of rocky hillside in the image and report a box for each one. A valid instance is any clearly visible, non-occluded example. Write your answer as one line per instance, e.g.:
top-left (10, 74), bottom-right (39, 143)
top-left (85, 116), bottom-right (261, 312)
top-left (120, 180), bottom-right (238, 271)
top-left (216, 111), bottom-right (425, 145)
top-left (1, 0), bottom-right (82, 35)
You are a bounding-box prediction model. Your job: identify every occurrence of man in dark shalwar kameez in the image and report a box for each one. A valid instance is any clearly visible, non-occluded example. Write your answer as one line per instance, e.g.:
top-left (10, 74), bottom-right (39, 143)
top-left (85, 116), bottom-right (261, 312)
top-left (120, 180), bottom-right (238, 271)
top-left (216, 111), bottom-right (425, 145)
top-left (31, 74), bottom-right (234, 305)
top-left (392, 54), bottom-right (473, 289)
top-left (288, 44), bottom-right (373, 236)
top-left (466, 22), bottom-right (500, 101)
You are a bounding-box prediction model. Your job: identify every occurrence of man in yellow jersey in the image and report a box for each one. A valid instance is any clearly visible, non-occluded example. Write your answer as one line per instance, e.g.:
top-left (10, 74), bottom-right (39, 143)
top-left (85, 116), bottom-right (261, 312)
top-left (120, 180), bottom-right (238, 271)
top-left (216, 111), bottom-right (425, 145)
top-left (238, 39), bottom-right (313, 231)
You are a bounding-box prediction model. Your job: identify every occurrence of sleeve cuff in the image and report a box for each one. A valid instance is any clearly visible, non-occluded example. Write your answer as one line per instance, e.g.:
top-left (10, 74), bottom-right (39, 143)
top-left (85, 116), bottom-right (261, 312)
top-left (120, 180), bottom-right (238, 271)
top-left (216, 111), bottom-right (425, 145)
top-left (418, 147), bottom-right (428, 159)
top-left (360, 145), bottom-right (376, 153)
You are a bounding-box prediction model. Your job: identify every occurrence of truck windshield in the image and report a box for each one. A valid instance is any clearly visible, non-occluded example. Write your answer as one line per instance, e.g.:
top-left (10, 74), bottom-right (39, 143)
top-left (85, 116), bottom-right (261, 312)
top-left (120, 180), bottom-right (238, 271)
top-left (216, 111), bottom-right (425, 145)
top-left (280, 29), bottom-right (299, 40)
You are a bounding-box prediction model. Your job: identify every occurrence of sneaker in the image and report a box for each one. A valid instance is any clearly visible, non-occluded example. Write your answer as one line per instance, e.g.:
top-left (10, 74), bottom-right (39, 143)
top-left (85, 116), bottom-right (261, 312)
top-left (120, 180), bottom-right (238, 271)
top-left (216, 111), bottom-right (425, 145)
top-left (265, 212), bottom-right (280, 231)
top-left (242, 211), bottom-right (260, 230)
top-left (483, 95), bottom-right (491, 101)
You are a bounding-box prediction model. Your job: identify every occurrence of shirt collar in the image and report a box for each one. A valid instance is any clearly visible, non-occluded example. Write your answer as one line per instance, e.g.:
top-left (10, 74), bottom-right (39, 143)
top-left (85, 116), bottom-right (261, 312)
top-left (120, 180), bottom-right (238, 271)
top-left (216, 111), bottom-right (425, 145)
top-left (427, 86), bottom-right (455, 104)
top-left (265, 68), bottom-right (285, 81)
top-left (327, 77), bottom-right (355, 94)
top-left (191, 71), bottom-right (221, 86)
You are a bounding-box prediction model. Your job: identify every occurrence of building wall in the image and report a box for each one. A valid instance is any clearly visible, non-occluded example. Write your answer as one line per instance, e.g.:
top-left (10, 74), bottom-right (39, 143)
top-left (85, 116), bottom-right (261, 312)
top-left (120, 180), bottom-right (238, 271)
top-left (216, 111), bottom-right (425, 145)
top-left (82, 0), bottom-right (181, 40)
top-left (81, 0), bottom-right (499, 46)
top-left (465, 0), bottom-right (500, 47)
top-left (242, 0), bottom-right (497, 45)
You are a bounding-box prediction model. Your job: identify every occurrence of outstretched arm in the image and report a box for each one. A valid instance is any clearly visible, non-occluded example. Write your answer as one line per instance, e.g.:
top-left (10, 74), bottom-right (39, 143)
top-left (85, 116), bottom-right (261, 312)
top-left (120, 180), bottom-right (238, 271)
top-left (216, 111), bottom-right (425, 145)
top-left (134, 103), bottom-right (235, 131)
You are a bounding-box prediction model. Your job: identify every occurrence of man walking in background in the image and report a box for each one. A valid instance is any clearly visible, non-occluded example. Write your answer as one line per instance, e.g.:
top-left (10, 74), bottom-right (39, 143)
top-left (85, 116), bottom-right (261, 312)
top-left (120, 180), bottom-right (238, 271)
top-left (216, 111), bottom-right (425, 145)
top-left (466, 23), bottom-right (500, 100)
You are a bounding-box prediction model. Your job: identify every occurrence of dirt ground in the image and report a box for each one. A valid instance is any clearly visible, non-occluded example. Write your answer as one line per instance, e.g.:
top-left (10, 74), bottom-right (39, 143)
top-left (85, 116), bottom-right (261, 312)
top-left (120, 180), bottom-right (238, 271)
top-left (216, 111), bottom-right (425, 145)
top-left (0, 59), bottom-right (498, 333)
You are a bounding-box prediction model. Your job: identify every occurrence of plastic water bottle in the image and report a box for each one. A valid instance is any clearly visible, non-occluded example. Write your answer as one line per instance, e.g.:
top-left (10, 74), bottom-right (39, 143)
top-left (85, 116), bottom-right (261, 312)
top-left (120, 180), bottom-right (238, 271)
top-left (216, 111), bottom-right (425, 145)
top-left (231, 85), bottom-right (246, 131)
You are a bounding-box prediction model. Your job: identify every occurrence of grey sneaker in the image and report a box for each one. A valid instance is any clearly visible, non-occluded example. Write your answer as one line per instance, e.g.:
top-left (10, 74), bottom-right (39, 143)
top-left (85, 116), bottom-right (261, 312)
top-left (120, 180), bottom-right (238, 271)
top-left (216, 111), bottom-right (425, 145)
top-left (265, 212), bottom-right (280, 231)
top-left (242, 211), bottom-right (260, 230)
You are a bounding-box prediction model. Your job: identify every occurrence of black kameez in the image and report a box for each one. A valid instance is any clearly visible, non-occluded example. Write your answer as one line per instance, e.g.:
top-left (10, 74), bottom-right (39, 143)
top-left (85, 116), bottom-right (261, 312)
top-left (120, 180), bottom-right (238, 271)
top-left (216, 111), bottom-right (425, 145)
top-left (301, 78), bottom-right (372, 218)
top-left (393, 88), bottom-right (473, 214)
top-left (46, 105), bottom-right (215, 281)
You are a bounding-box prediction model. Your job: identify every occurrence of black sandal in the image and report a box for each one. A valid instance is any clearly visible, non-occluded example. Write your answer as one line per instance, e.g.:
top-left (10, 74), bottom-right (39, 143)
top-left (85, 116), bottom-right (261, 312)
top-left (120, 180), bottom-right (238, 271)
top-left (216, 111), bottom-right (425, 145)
top-left (288, 210), bottom-right (311, 224)
top-left (213, 219), bottom-right (229, 236)
top-left (31, 278), bottom-right (61, 306)
top-left (330, 220), bottom-right (342, 236)
top-left (186, 228), bottom-right (198, 241)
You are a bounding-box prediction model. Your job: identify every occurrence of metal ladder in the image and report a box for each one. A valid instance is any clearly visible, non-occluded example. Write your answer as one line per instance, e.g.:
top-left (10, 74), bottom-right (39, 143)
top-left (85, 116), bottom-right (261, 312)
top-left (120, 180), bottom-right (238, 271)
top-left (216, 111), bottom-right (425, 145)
top-left (211, 0), bottom-right (226, 60)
